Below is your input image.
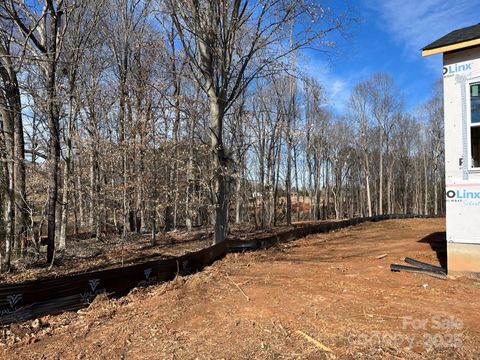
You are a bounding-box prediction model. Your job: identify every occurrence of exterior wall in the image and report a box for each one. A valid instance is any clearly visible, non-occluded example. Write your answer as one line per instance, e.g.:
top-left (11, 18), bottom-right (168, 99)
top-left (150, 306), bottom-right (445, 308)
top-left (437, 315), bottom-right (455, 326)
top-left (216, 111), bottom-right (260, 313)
top-left (443, 47), bottom-right (480, 273)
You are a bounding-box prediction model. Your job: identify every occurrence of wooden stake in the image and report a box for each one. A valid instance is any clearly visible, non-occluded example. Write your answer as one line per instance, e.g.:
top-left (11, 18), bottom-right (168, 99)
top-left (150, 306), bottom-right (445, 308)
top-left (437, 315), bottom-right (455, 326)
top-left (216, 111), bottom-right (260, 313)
top-left (296, 330), bottom-right (333, 353)
top-left (225, 273), bottom-right (249, 301)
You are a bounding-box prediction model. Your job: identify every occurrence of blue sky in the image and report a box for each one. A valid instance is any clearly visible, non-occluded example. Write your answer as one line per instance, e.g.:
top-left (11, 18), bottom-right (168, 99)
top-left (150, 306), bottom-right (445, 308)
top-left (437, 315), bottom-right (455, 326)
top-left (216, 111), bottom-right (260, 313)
top-left (308, 0), bottom-right (480, 115)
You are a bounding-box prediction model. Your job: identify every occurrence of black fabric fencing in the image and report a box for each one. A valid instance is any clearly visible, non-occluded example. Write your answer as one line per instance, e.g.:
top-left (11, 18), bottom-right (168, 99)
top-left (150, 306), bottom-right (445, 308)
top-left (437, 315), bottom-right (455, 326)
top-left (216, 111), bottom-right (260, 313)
top-left (0, 242), bottom-right (227, 325)
top-left (0, 214), bottom-right (443, 325)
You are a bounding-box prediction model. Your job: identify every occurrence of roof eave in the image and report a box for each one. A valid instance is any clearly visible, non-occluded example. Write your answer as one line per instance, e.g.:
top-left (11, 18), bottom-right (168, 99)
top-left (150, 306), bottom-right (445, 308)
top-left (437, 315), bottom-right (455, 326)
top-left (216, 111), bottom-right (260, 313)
top-left (422, 38), bottom-right (480, 57)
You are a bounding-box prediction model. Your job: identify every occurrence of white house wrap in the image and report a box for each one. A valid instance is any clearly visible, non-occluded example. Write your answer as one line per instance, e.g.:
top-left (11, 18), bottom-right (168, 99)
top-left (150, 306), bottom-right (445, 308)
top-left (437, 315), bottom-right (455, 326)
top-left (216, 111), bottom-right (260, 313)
top-left (423, 23), bottom-right (480, 273)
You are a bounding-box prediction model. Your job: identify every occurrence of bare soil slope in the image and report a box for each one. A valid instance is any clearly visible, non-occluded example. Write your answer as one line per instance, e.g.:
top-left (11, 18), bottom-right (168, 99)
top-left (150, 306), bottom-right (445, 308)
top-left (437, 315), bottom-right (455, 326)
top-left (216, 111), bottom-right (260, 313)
top-left (4, 218), bottom-right (480, 359)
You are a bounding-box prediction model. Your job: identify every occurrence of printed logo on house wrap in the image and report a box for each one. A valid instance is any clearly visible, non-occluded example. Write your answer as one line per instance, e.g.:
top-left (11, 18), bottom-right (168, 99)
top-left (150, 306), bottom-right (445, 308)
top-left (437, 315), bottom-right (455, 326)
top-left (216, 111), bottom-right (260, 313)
top-left (443, 62), bottom-right (474, 77)
top-left (446, 189), bottom-right (480, 206)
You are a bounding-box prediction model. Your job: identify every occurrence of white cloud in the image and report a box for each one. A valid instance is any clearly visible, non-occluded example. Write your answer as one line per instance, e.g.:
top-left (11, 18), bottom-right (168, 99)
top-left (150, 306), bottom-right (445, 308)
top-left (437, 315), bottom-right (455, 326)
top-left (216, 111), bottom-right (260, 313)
top-left (331, 79), bottom-right (346, 98)
top-left (299, 55), bottom-right (353, 114)
top-left (366, 0), bottom-right (479, 61)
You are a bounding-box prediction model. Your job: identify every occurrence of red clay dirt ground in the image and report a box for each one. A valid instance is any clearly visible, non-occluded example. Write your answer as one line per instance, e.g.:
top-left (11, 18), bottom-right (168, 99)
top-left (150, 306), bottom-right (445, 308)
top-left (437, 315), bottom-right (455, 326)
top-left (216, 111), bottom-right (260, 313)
top-left (3, 218), bottom-right (480, 359)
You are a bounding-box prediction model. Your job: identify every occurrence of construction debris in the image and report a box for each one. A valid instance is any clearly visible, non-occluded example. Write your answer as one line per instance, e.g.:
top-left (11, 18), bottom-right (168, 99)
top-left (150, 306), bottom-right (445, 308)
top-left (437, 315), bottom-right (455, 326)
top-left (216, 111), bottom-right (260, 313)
top-left (391, 256), bottom-right (447, 279)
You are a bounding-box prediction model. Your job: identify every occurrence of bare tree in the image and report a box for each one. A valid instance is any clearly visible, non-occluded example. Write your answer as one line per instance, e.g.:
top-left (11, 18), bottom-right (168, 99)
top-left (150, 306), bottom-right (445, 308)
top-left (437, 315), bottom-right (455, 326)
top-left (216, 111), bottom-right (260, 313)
top-left (0, 27), bottom-right (26, 263)
top-left (348, 81), bottom-right (373, 217)
top-left (368, 73), bottom-right (402, 215)
top-left (2, 0), bottom-right (70, 263)
top-left (166, 0), bottom-right (346, 243)
top-left (58, 0), bottom-right (105, 249)
top-left (424, 80), bottom-right (444, 215)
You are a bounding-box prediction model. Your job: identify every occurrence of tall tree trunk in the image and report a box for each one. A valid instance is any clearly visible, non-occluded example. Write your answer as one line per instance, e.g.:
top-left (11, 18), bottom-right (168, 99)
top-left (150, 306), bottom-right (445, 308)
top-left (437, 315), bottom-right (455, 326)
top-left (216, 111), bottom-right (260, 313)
top-left (209, 96), bottom-right (228, 244)
top-left (185, 114), bottom-right (194, 231)
top-left (44, 7), bottom-right (63, 264)
top-left (11, 80), bottom-right (26, 255)
top-left (0, 60), bottom-right (26, 257)
top-left (364, 154), bottom-right (372, 217)
top-left (59, 90), bottom-right (76, 250)
top-left (46, 65), bottom-right (60, 264)
top-left (0, 94), bottom-right (15, 271)
top-left (235, 169), bottom-right (242, 225)
top-left (423, 152), bottom-right (428, 215)
top-left (378, 130), bottom-right (383, 215)
top-left (293, 145), bottom-right (300, 221)
top-left (171, 57), bottom-right (181, 230)
top-left (433, 166), bottom-right (438, 215)
top-left (2, 166), bottom-right (14, 273)
top-left (273, 138), bottom-right (282, 226)
top-left (59, 164), bottom-right (68, 250)
top-left (285, 131), bottom-right (292, 225)
top-left (323, 159), bottom-right (330, 220)
top-left (76, 160), bottom-right (85, 228)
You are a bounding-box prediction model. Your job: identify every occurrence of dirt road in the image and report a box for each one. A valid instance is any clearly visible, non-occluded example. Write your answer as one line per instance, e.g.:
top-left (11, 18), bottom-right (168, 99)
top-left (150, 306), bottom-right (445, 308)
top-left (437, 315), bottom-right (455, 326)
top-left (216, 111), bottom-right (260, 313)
top-left (4, 218), bottom-right (480, 359)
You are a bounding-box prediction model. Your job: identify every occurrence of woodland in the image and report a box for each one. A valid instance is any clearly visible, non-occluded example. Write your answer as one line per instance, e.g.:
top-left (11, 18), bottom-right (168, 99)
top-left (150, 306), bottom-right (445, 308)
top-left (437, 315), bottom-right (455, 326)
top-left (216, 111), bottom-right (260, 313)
top-left (0, 0), bottom-right (444, 273)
